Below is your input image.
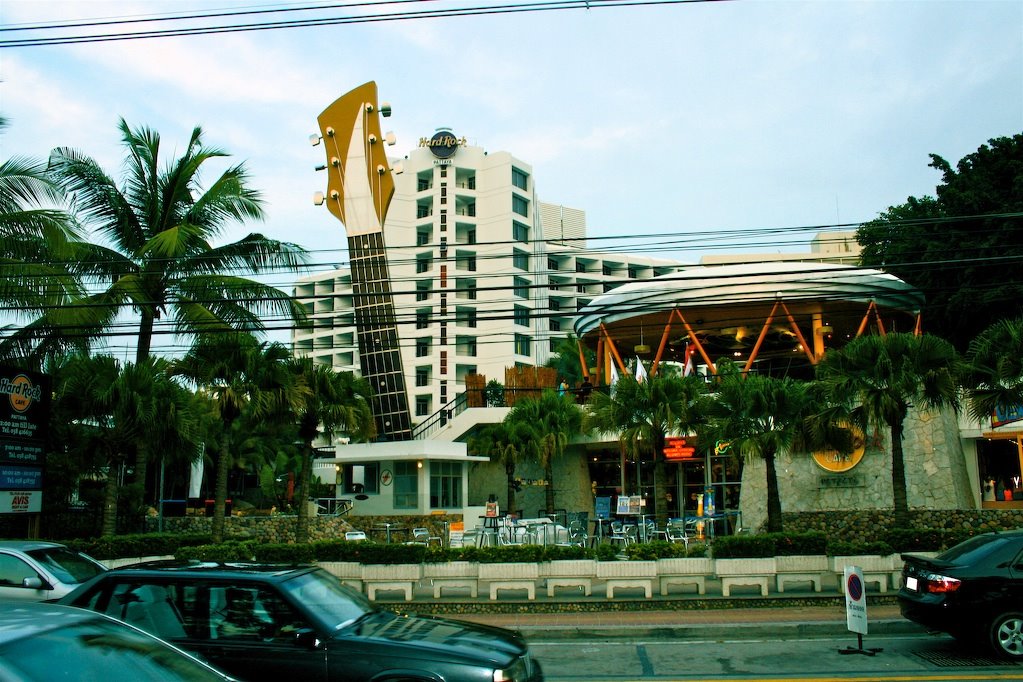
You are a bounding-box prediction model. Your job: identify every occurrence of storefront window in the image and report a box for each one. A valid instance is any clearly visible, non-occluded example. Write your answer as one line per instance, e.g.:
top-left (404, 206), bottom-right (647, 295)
top-left (978, 437), bottom-right (1023, 503)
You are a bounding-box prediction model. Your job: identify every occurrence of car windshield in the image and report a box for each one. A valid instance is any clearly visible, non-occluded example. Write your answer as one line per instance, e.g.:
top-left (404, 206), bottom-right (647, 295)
top-left (280, 569), bottom-right (371, 630)
top-left (0, 616), bottom-right (225, 681)
top-left (28, 547), bottom-right (104, 584)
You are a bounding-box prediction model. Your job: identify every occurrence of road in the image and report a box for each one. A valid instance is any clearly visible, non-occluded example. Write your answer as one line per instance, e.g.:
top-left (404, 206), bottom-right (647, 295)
top-left (530, 632), bottom-right (1023, 681)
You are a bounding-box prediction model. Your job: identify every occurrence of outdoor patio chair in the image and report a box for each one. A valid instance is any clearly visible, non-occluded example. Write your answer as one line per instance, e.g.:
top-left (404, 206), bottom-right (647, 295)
top-left (345, 530), bottom-right (368, 541)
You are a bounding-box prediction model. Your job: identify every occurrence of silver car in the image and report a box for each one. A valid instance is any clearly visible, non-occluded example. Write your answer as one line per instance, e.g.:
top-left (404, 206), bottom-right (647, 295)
top-left (0, 541), bottom-right (106, 601)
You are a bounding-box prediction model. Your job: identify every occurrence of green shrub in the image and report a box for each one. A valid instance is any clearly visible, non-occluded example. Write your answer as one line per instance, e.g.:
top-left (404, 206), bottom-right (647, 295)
top-left (253, 543), bottom-right (315, 564)
top-left (712, 534), bottom-right (776, 558)
top-left (686, 542), bottom-right (709, 558)
top-left (176, 541), bottom-right (258, 562)
top-left (594, 543), bottom-right (620, 561)
top-left (769, 531), bottom-right (828, 556)
top-left (623, 540), bottom-right (687, 560)
top-left (884, 528), bottom-right (954, 553)
top-left (827, 540), bottom-right (893, 556)
top-left (65, 533), bottom-right (210, 559)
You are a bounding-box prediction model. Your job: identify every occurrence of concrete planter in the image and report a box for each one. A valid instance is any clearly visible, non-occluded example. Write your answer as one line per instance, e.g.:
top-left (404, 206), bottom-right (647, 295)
top-left (104, 555), bottom-right (174, 569)
top-left (541, 559), bottom-right (597, 597)
top-left (775, 555), bottom-right (829, 593)
top-left (423, 561), bottom-right (478, 598)
top-left (361, 564), bottom-right (422, 602)
top-left (656, 557), bottom-right (713, 596)
top-left (478, 562), bottom-right (540, 600)
top-left (597, 560), bottom-right (657, 598)
top-left (714, 557), bottom-right (777, 597)
top-left (829, 555), bottom-right (896, 593)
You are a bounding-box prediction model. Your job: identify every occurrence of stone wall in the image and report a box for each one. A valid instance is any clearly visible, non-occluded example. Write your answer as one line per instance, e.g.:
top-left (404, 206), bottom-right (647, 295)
top-left (740, 406), bottom-right (973, 532)
top-left (784, 508), bottom-right (1023, 544)
top-left (148, 514), bottom-right (459, 544)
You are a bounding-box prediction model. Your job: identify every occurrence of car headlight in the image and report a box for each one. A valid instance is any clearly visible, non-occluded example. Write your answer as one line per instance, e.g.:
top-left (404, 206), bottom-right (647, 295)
top-left (493, 656), bottom-right (528, 682)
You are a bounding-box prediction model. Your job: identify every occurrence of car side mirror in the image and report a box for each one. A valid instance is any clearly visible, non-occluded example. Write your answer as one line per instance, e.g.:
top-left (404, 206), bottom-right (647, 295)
top-left (21, 577), bottom-right (45, 590)
top-left (293, 629), bottom-right (321, 650)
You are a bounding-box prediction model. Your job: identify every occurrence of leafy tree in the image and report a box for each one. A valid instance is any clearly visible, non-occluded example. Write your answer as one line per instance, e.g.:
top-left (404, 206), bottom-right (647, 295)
top-left (290, 359), bottom-right (375, 543)
top-left (1, 119), bottom-right (309, 365)
top-left (815, 332), bottom-right (961, 527)
top-left (544, 334), bottom-right (595, 392)
top-left (961, 317), bottom-right (1023, 423)
top-left (585, 372), bottom-right (708, 524)
top-left (173, 333), bottom-right (308, 543)
top-left (699, 362), bottom-right (819, 533)
top-left (505, 389), bottom-right (582, 514)
top-left (857, 134), bottom-right (1023, 349)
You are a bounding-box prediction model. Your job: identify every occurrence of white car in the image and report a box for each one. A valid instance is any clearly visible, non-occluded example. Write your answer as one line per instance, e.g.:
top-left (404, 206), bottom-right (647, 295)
top-left (0, 541), bottom-right (106, 601)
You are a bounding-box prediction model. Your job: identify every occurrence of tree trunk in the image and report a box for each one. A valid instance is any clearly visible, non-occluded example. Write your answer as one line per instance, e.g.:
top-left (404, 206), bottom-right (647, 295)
top-left (764, 451), bottom-right (783, 533)
top-left (101, 461), bottom-right (119, 537)
top-left (653, 455), bottom-right (670, 526)
top-left (295, 444), bottom-right (313, 543)
top-left (136, 311), bottom-right (155, 365)
top-left (212, 432), bottom-right (232, 543)
top-left (891, 418), bottom-right (909, 528)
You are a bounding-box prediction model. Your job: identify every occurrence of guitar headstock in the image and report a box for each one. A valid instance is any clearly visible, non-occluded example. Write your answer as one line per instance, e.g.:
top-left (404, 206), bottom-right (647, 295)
top-left (315, 81), bottom-right (395, 236)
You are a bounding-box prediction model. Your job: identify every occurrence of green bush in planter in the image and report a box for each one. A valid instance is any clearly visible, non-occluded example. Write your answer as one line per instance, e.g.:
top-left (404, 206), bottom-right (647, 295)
top-left (176, 541), bottom-right (258, 562)
top-left (686, 542), bottom-right (709, 558)
top-left (827, 540), bottom-right (893, 556)
top-left (884, 528), bottom-right (956, 553)
top-left (594, 543), bottom-right (620, 561)
top-left (712, 534), bottom-right (776, 558)
top-left (254, 543), bottom-right (315, 564)
top-left (624, 540), bottom-right (687, 560)
top-left (65, 533), bottom-right (211, 560)
top-left (769, 531), bottom-right (827, 556)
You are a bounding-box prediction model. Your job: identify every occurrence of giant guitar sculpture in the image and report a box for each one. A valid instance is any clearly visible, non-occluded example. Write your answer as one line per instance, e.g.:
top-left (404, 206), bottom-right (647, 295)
top-left (315, 82), bottom-right (412, 441)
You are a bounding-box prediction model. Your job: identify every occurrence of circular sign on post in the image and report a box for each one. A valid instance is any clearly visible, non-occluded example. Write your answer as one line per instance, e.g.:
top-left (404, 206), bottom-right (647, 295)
top-left (812, 424), bottom-right (866, 473)
top-left (844, 565), bottom-right (868, 635)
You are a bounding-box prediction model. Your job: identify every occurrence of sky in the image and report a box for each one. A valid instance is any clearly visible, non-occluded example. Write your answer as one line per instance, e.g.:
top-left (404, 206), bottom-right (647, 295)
top-left (2, 0), bottom-right (1021, 309)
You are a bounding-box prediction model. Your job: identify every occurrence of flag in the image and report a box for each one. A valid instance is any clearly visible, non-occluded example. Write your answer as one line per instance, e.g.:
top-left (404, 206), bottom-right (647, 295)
top-left (635, 356), bottom-right (648, 383)
top-left (610, 361), bottom-right (620, 397)
top-left (683, 344), bottom-right (694, 377)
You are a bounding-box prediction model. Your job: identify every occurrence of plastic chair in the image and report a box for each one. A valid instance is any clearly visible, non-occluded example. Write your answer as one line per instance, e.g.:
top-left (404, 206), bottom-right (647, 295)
top-left (608, 521), bottom-right (630, 547)
top-left (407, 527), bottom-right (442, 545)
top-left (666, 519), bottom-right (690, 549)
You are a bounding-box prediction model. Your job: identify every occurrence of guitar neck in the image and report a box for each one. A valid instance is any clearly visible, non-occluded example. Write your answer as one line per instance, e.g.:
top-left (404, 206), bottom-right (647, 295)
top-left (348, 232), bottom-right (413, 441)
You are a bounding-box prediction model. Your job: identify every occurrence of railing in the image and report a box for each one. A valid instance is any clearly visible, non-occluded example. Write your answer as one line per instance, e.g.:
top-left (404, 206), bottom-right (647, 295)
top-left (412, 393), bottom-right (469, 440)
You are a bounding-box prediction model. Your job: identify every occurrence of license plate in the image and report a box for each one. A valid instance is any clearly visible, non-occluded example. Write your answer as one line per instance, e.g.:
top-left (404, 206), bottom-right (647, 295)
top-left (906, 576), bottom-right (918, 591)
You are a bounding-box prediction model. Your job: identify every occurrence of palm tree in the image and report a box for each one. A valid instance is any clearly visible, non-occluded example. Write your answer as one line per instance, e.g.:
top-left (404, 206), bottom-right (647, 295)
top-left (962, 317), bottom-right (1023, 423)
top-left (505, 389), bottom-right (582, 514)
top-left (173, 333), bottom-right (308, 543)
top-left (699, 362), bottom-right (819, 533)
top-left (468, 421), bottom-right (533, 516)
top-left (816, 332), bottom-right (961, 528)
top-left (0, 116), bottom-right (82, 360)
top-left (585, 372), bottom-right (709, 524)
top-left (1, 119), bottom-right (308, 365)
top-left (291, 359), bottom-right (375, 543)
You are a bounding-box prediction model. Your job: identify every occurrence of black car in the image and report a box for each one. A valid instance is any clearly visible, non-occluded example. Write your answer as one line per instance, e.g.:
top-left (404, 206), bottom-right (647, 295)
top-left (60, 561), bottom-right (542, 682)
top-left (0, 601), bottom-right (234, 681)
top-left (898, 530), bottom-right (1023, 658)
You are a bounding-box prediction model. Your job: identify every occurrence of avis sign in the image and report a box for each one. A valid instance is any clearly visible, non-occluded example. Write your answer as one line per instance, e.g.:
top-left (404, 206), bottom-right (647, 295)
top-left (1, 490), bottom-right (42, 514)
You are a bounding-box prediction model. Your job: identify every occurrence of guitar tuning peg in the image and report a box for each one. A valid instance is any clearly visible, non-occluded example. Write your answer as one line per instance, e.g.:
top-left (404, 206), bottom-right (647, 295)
top-left (376, 164), bottom-right (386, 175)
top-left (385, 131), bottom-right (396, 146)
top-left (309, 133), bottom-right (322, 147)
top-left (330, 157), bottom-right (340, 167)
top-left (329, 190), bottom-right (340, 200)
top-left (380, 102), bottom-right (392, 117)
top-left (325, 126), bottom-right (335, 136)
top-left (313, 192), bottom-right (325, 206)
top-left (368, 134), bottom-right (378, 144)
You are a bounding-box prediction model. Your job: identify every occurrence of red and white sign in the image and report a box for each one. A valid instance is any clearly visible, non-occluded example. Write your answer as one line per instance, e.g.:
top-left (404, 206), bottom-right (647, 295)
top-left (664, 436), bottom-right (697, 461)
top-left (1, 489), bottom-right (41, 514)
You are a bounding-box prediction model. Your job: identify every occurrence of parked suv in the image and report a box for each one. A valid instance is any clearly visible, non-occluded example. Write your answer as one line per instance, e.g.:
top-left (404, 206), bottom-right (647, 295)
top-left (60, 561), bottom-right (543, 682)
top-left (0, 541), bottom-right (106, 602)
top-left (898, 530), bottom-right (1023, 659)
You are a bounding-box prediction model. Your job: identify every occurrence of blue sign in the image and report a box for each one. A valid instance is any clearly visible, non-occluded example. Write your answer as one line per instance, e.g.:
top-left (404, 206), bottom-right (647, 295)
top-left (0, 466), bottom-right (42, 490)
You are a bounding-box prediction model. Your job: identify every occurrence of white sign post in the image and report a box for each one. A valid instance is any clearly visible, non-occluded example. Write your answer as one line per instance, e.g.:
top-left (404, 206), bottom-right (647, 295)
top-left (839, 565), bottom-right (883, 656)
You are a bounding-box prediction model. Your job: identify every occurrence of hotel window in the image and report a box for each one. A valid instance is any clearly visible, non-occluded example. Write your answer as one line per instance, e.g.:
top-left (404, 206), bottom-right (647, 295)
top-left (602, 264), bottom-right (613, 276)
top-left (416, 338), bottom-right (431, 357)
top-left (549, 299), bottom-right (561, 311)
top-left (456, 307), bottom-right (477, 328)
top-left (393, 461), bottom-right (418, 509)
top-left (467, 175), bottom-right (476, 190)
top-left (430, 461), bottom-right (462, 508)
top-left (457, 335), bottom-right (477, 357)
top-left (457, 252), bottom-right (477, 272)
top-left (512, 249), bottom-right (529, 271)
top-left (466, 229), bottom-right (476, 245)
top-left (514, 277), bottom-right (529, 299)
top-left (415, 395), bottom-right (431, 417)
top-left (547, 258), bottom-right (559, 271)
top-left (416, 254), bottom-right (432, 273)
top-left (416, 230), bottom-right (430, 246)
top-left (514, 333), bottom-right (531, 356)
top-left (550, 319), bottom-right (561, 331)
top-left (415, 366), bottom-right (430, 387)
top-left (417, 204), bottom-right (431, 219)
top-left (511, 167), bottom-right (528, 191)
top-left (456, 278), bottom-right (477, 300)
top-left (628, 266), bottom-right (639, 279)
top-left (417, 177), bottom-right (430, 192)
top-left (514, 305), bottom-right (530, 327)
top-left (416, 309), bottom-right (430, 329)
top-left (440, 166), bottom-right (447, 177)
top-left (416, 282), bottom-right (430, 301)
top-left (512, 194), bottom-right (529, 217)
top-left (513, 221), bottom-right (529, 243)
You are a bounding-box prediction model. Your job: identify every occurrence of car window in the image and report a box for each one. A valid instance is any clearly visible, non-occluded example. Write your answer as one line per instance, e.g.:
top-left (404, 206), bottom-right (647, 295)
top-left (209, 584), bottom-right (309, 642)
top-left (0, 616), bottom-right (226, 682)
top-left (0, 553), bottom-right (38, 587)
top-left (280, 570), bottom-right (368, 630)
top-left (102, 583), bottom-right (188, 641)
top-left (27, 547), bottom-right (105, 584)
top-left (939, 534), bottom-right (1023, 566)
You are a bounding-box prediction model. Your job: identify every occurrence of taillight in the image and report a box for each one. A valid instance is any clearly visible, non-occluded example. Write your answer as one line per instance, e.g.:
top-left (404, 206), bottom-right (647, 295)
top-left (921, 571), bottom-right (961, 593)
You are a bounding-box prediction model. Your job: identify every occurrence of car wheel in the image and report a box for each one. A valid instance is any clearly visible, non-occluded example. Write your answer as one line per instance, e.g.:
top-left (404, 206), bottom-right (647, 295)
top-left (990, 612), bottom-right (1023, 659)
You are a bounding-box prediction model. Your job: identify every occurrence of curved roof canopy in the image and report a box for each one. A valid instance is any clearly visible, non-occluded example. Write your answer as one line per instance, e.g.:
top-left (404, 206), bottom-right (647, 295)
top-left (574, 262), bottom-right (924, 376)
